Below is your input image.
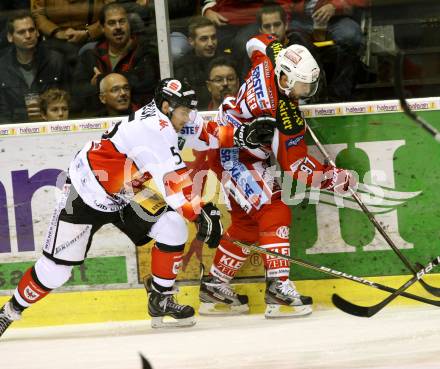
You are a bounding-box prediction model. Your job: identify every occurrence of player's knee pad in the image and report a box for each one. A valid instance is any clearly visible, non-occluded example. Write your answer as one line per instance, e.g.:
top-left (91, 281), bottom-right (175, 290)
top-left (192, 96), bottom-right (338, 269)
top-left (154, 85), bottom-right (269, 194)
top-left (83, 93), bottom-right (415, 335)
top-left (34, 256), bottom-right (73, 289)
top-left (150, 211), bottom-right (188, 246)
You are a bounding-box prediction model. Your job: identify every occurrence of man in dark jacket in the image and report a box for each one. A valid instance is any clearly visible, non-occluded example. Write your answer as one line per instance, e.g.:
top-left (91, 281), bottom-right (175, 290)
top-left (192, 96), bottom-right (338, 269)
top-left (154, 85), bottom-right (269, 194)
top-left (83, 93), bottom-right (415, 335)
top-left (174, 16), bottom-right (222, 110)
top-left (0, 1), bottom-right (30, 51)
top-left (72, 3), bottom-right (159, 115)
top-left (0, 12), bottom-right (68, 123)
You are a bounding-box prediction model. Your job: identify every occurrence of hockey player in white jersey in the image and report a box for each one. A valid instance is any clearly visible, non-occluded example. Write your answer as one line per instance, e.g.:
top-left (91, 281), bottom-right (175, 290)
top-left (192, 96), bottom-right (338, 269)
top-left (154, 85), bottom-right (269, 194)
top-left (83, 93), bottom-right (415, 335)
top-left (0, 78), bottom-right (276, 336)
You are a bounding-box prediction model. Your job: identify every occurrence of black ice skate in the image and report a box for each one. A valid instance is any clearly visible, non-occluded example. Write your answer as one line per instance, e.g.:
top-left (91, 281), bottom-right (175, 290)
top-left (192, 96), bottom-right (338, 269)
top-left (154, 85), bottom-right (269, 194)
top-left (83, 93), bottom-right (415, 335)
top-left (199, 275), bottom-right (249, 315)
top-left (144, 277), bottom-right (195, 328)
top-left (264, 278), bottom-right (313, 318)
top-left (0, 302), bottom-right (22, 338)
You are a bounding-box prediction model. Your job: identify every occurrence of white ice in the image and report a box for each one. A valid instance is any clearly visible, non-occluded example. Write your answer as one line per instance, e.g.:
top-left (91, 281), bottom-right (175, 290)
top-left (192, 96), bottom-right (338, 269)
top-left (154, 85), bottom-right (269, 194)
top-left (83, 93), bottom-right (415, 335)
top-left (1, 307), bottom-right (440, 369)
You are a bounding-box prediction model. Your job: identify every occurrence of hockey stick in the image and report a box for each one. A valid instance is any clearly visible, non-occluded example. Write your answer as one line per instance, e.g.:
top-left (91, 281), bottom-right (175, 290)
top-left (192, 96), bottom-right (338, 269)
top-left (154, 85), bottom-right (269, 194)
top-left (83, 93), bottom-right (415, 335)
top-left (140, 354), bottom-right (153, 369)
top-left (306, 123), bottom-right (440, 297)
top-left (229, 238), bottom-right (440, 309)
top-left (394, 50), bottom-right (440, 142)
top-left (332, 256), bottom-right (440, 317)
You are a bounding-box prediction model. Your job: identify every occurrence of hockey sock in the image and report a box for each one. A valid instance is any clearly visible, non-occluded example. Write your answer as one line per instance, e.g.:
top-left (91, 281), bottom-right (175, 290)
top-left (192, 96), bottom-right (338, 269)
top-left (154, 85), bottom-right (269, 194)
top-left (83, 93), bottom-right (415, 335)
top-left (210, 238), bottom-right (249, 282)
top-left (14, 267), bottom-right (52, 308)
top-left (9, 296), bottom-right (26, 312)
top-left (261, 243), bottom-right (290, 280)
top-left (151, 242), bottom-right (184, 291)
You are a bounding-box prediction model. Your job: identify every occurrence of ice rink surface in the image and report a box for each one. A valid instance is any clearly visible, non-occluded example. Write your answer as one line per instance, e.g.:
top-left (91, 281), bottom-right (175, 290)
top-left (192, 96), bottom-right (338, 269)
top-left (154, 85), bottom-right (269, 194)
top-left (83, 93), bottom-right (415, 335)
top-left (1, 307), bottom-right (440, 369)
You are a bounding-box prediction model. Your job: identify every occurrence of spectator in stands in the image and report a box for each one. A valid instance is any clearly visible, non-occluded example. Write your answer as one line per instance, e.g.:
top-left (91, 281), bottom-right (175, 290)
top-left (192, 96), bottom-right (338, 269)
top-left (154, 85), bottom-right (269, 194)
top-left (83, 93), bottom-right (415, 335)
top-left (32, 0), bottom-right (106, 71)
top-left (289, 0), bottom-right (367, 100)
top-left (256, 4), bottom-right (357, 102)
top-left (40, 87), bottom-right (70, 121)
top-left (174, 16), bottom-right (223, 110)
top-left (167, 0), bottom-right (198, 60)
top-left (290, 0), bottom-right (366, 50)
top-left (0, 1), bottom-right (30, 51)
top-left (113, 0), bottom-right (152, 36)
top-left (72, 3), bottom-right (158, 116)
top-left (201, 1), bottom-right (292, 77)
top-left (206, 56), bottom-right (240, 110)
top-left (0, 12), bottom-right (68, 123)
top-left (257, 4), bottom-right (289, 45)
top-left (99, 73), bottom-right (133, 116)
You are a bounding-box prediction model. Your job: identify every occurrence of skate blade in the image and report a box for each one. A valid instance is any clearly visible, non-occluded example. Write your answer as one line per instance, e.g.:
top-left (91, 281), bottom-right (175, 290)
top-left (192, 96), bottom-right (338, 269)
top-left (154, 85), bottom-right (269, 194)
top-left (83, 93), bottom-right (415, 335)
top-left (199, 302), bottom-right (249, 316)
top-left (264, 304), bottom-right (312, 319)
top-left (150, 315), bottom-right (196, 329)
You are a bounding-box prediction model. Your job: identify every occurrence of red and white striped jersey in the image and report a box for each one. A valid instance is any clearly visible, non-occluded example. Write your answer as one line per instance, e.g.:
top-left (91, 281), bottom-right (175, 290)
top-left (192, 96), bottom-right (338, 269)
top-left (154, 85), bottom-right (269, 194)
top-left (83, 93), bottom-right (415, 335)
top-left (197, 34), bottom-right (327, 214)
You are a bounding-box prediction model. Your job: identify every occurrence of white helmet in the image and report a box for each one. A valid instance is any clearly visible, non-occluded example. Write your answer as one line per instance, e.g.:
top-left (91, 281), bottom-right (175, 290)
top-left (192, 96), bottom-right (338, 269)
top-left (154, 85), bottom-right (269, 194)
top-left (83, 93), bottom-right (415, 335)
top-left (274, 44), bottom-right (320, 98)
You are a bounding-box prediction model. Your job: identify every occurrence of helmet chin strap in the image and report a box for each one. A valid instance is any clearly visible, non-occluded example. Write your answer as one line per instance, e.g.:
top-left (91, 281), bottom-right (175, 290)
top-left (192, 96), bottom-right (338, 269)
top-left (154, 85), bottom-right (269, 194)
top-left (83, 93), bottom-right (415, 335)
top-left (166, 105), bottom-right (174, 120)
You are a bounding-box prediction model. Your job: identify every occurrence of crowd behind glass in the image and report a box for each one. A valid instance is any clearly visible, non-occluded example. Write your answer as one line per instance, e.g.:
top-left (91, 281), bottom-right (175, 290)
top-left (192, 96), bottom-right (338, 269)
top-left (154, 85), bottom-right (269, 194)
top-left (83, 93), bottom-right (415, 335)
top-left (0, 0), bottom-right (438, 124)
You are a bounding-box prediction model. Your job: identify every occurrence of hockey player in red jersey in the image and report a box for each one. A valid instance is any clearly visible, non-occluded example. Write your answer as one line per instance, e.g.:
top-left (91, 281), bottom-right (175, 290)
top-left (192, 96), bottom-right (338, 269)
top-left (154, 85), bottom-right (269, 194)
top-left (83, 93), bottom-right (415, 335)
top-left (0, 78), bottom-right (274, 336)
top-left (188, 34), bottom-right (356, 318)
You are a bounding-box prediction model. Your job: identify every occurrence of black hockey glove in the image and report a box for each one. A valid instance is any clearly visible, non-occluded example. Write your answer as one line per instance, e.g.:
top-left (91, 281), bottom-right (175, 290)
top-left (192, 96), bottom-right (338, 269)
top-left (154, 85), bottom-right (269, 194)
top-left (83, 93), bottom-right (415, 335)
top-left (195, 203), bottom-right (223, 248)
top-left (233, 116), bottom-right (276, 149)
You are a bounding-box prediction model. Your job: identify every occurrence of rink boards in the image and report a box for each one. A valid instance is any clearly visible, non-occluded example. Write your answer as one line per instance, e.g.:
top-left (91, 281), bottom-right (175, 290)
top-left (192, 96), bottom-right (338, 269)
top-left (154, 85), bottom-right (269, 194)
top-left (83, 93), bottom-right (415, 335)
top-left (1, 97), bottom-right (440, 326)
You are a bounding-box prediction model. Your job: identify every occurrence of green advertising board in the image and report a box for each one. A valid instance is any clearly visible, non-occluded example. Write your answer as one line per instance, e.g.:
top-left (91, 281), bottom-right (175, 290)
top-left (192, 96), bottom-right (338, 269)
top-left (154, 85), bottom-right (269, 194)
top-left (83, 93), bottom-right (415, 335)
top-left (291, 110), bottom-right (440, 280)
top-left (0, 257), bottom-right (128, 290)
top-left (1, 106), bottom-right (440, 293)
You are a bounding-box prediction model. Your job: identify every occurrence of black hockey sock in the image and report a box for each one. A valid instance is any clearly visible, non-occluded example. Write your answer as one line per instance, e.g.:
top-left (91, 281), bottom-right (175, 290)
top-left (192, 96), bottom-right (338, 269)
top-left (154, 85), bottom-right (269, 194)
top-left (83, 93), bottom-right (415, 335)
top-left (9, 296), bottom-right (26, 312)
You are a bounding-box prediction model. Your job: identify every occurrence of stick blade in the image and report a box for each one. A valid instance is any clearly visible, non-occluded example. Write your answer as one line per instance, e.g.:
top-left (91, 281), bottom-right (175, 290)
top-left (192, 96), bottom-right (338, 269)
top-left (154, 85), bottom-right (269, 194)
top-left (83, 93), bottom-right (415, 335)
top-left (332, 294), bottom-right (376, 318)
top-left (415, 262), bottom-right (440, 297)
top-left (140, 353), bottom-right (153, 369)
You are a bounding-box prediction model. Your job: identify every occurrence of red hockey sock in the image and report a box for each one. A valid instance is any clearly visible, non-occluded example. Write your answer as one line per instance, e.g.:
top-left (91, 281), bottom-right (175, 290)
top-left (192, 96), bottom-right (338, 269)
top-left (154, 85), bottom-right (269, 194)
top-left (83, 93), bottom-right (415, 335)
top-left (16, 267), bottom-right (51, 305)
top-left (151, 244), bottom-right (183, 289)
top-left (210, 238), bottom-right (250, 281)
top-left (261, 243), bottom-right (290, 280)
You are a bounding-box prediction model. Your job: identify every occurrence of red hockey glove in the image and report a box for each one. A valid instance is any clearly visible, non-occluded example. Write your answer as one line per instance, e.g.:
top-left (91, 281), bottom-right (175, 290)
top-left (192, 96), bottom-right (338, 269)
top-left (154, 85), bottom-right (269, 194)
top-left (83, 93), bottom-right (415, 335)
top-left (320, 166), bottom-right (357, 195)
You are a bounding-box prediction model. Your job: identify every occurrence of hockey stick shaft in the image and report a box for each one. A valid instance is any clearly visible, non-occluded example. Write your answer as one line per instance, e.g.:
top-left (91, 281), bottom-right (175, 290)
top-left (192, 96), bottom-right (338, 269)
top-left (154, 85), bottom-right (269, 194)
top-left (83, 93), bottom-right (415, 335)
top-left (230, 238), bottom-right (440, 307)
top-left (394, 51), bottom-right (440, 142)
top-left (306, 123), bottom-right (440, 296)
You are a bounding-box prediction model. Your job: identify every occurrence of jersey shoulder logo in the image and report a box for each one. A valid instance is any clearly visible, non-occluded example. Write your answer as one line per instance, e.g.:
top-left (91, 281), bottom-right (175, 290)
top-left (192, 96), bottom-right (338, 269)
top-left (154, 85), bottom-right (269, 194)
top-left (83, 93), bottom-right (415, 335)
top-left (159, 119), bottom-right (169, 130)
top-left (178, 136), bottom-right (186, 150)
top-left (276, 96), bottom-right (304, 135)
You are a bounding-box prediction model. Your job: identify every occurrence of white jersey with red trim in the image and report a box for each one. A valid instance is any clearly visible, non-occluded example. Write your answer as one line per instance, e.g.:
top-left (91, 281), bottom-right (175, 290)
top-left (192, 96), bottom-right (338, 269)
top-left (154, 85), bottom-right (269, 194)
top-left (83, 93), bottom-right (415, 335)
top-left (69, 100), bottom-right (226, 220)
